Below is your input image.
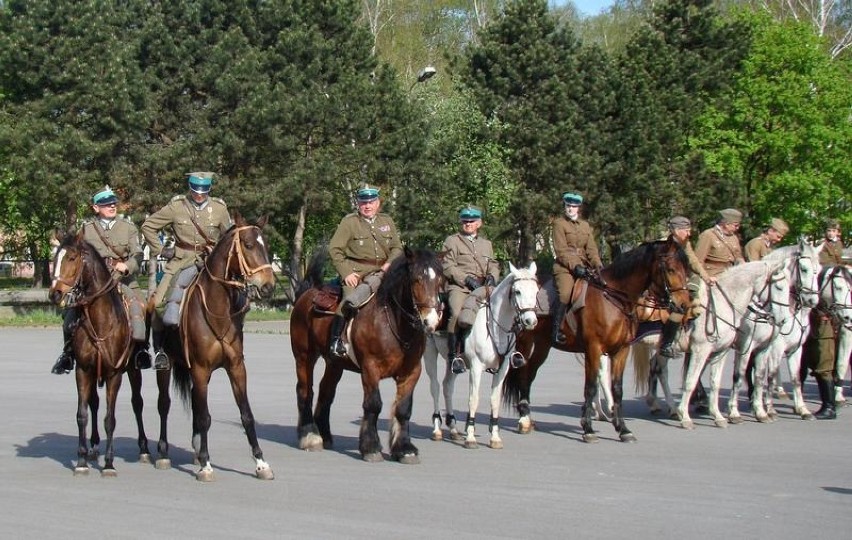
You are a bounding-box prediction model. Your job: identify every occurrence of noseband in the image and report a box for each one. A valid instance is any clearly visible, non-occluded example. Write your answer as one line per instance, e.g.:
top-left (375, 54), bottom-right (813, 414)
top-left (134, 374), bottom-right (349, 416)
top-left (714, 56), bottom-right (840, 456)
top-left (789, 254), bottom-right (818, 307)
top-left (821, 267), bottom-right (852, 328)
top-left (747, 270), bottom-right (790, 325)
top-left (206, 225), bottom-right (273, 290)
top-left (653, 254), bottom-right (689, 315)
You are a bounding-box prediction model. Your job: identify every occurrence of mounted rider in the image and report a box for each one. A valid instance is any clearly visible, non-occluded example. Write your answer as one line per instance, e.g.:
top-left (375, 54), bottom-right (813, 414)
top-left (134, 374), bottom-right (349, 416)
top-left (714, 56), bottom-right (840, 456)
top-left (744, 218), bottom-right (789, 262)
top-left (328, 184), bottom-right (403, 358)
top-left (694, 208), bottom-right (745, 277)
top-left (818, 218), bottom-right (844, 266)
top-left (51, 186), bottom-right (150, 374)
top-left (442, 206), bottom-right (500, 374)
top-left (141, 172), bottom-right (232, 370)
top-left (551, 191), bottom-right (603, 344)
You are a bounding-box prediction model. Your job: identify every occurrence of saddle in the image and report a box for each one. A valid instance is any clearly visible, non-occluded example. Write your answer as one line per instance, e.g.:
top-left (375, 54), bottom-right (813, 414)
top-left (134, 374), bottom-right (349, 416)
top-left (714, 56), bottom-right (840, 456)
top-left (313, 284), bottom-right (342, 314)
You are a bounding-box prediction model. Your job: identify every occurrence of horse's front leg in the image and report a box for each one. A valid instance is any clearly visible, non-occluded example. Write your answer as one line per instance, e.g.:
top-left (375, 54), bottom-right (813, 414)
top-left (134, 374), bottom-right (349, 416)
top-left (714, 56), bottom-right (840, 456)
top-left (487, 366), bottom-right (511, 449)
top-left (656, 355), bottom-right (677, 419)
top-left (706, 352), bottom-right (728, 428)
top-left (88, 383), bottom-right (101, 460)
top-left (388, 361), bottom-right (421, 464)
top-left (359, 367), bottom-right (384, 462)
top-left (423, 336), bottom-right (444, 441)
top-left (595, 354), bottom-right (613, 421)
top-left (294, 348), bottom-right (322, 451)
top-left (580, 347), bottom-right (603, 443)
top-left (74, 373), bottom-right (94, 475)
top-left (464, 363), bottom-right (484, 449)
top-left (314, 364), bottom-right (344, 450)
top-left (155, 367), bottom-right (172, 469)
top-left (126, 367), bottom-right (151, 463)
top-left (227, 357), bottom-right (273, 480)
top-left (786, 347), bottom-right (813, 419)
top-left (677, 348), bottom-right (709, 430)
top-left (834, 331), bottom-right (851, 406)
top-left (190, 376), bottom-right (214, 481)
top-left (101, 373), bottom-right (123, 477)
top-left (726, 349), bottom-right (749, 424)
top-left (750, 348), bottom-right (772, 423)
top-left (609, 348), bottom-right (636, 442)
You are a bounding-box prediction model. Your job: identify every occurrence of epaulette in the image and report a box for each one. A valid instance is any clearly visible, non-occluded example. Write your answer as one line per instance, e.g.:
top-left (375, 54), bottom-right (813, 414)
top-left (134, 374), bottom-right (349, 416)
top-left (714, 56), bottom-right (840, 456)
top-left (211, 197), bottom-right (227, 206)
top-left (171, 195), bottom-right (185, 202)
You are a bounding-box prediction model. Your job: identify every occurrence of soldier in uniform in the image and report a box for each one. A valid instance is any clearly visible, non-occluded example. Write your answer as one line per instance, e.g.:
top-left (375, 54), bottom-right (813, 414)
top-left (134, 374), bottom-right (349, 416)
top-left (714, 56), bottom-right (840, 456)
top-left (141, 172), bottom-right (232, 369)
top-left (744, 218), bottom-right (788, 262)
top-left (328, 185), bottom-right (403, 357)
top-left (819, 218), bottom-right (844, 266)
top-left (552, 191), bottom-right (602, 344)
top-left (441, 206), bottom-right (500, 374)
top-left (694, 208), bottom-right (745, 278)
top-left (51, 186), bottom-right (151, 374)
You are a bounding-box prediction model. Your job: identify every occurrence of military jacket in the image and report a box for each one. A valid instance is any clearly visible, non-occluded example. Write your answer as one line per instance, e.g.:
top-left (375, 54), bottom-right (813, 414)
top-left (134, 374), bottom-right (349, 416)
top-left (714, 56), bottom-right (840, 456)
top-left (442, 233), bottom-right (500, 293)
top-left (744, 236), bottom-right (772, 262)
top-left (694, 226), bottom-right (744, 277)
top-left (552, 216), bottom-right (602, 273)
top-left (141, 195), bottom-right (231, 263)
top-left (82, 217), bottom-right (143, 287)
top-left (664, 235), bottom-right (711, 281)
top-left (329, 212), bottom-right (403, 278)
top-left (819, 238), bottom-right (844, 266)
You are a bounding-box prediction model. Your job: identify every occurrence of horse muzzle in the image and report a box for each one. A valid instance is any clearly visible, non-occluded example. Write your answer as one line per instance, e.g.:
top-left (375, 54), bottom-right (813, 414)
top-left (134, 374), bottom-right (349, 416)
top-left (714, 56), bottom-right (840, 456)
top-left (519, 311), bottom-right (538, 330)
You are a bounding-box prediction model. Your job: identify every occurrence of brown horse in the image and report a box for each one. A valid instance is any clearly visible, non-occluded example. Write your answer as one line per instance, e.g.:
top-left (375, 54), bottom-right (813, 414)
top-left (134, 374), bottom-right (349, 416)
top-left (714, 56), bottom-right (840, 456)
top-left (504, 238), bottom-right (691, 443)
top-left (291, 246), bottom-right (444, 463)
top-left (154, 212), bottom-right (276, 481)
top-left (49, 231), bottom-right (142, 476)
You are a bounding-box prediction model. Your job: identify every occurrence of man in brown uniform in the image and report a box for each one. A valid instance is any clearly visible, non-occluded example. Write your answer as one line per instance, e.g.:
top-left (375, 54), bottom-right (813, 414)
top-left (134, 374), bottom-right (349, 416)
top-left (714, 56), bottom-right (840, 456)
top-left (141, 172), bottom-right (232, 369)
top-left (442, 206), bottom-right (500, 374)
top-left (819, 218), bottom-right (844, 266)
top-left (744, 218), bottom-right (789, 262)
top-left (694, 208), bottom-right (745, 277)
top-left (552, 191), bottom-right (602, 344)
top-left (52, 187), bottom-right (151, 373)
top-left (328, 185), bottom-right (403, 357)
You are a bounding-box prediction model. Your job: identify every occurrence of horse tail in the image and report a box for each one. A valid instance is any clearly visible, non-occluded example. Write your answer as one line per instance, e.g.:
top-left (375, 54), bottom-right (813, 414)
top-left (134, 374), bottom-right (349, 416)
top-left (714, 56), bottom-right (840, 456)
top-left (171, 357), bottom-right (193, 409)
top-left (294, 246), bottom-right (329, 298)
top-left (633, 340), bottom-right (652, 396)
top-left (502, 368), bottom-right (522, 410)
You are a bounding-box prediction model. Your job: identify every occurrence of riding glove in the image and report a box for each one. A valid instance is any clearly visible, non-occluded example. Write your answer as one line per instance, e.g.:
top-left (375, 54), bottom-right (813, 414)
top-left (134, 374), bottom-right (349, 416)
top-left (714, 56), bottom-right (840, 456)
top-left (464, 276), bottom-right (481, 291)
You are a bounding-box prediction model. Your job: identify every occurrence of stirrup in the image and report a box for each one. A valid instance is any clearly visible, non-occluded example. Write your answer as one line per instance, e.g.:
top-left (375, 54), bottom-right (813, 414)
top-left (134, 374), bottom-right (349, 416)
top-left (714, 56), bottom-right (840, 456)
top-left (135, 349), bottom-right (152, 370)
top-left (509, 351), bottom-right (526, 369)
top-left (331, 339), bottom-right (347, 358)
top-left (153, 350), bottom-right (170, 371)
top-left (451, 356), bottom-right (467, 374)
top-left (658, 344), bottom-right (678, 358)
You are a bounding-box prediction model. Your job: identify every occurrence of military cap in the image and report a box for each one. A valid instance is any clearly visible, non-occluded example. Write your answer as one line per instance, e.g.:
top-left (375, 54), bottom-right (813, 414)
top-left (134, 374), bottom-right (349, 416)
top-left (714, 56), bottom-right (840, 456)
top-left (825, 218), bottom-right (840, 230)
top-left (459, 206), bottom-right (483, 221)
top-left (356, 185), bottom-right (380, 202)
top-left (769, 218), bottom-right (789, 236)
top-left (718, 208), bottom-right (743, 224)
top-left (92, 185), bottom-right (119, 205)
top-left (187, 172), bottom-right (214, 194)
top-left (667, 216), bottom-right (691, 230)
top-left (562, 192), bottom-right (583, 205)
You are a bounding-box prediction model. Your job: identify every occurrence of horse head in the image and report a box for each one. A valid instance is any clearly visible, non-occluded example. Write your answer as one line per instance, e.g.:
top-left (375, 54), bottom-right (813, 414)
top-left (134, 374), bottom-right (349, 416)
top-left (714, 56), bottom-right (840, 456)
top-left (506, 261), bottom-right (539, 330)
top-left (649, 239), bottom-right (692, 316)
top-left (820, 265), bottom-right (852, 327)
top-left (218, 211), bottom-right (276, 300)
top-left (49, 231), bottom-right (111, 308)
top-left (399, 246), bottom-right (444, 333)
top-left (793, 239), bottom-right (820, 308)
top-left (753, 260), bottom-right (792, 327)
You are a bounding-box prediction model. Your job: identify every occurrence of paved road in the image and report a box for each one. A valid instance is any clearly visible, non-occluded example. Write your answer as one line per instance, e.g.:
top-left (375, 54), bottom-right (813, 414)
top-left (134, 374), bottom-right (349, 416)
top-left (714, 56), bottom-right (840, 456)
top-left (2, 327), bottom-right (851, 539)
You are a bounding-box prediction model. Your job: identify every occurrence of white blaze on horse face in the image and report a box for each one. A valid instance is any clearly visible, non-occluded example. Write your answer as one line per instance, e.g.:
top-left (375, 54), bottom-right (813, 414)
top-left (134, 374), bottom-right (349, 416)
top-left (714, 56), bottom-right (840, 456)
top-left (511, 267), bottom-right (539, 330)
top-left (52, 248), bottom-right (67, 285)
top-left (420, 267), bottom-right (441, 332)
top-left (256, 233), bottom-right (266, 248)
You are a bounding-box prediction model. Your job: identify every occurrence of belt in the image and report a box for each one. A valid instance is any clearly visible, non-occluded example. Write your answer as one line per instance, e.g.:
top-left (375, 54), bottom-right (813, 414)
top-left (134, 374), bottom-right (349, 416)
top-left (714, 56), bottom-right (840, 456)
top-left (175, 239), bottom-right (210, 251)
top-left (350, 257), bottom-right (386, 266)
top-left (703, 260), bottom-right (732, 269)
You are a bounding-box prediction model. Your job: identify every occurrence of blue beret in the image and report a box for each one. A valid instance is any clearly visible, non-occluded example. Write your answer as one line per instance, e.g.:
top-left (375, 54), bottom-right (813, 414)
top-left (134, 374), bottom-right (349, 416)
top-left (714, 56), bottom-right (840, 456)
top-left (92, 186), bottom-right (119, 205)
top-left (562, 192), bottom-right (583, 205)
top-left (356, 185), bottom-right (380, 202)
top-left (459, 206), bottom-right (482, 221)
top-left (187, 172), bottom-right (214, 193)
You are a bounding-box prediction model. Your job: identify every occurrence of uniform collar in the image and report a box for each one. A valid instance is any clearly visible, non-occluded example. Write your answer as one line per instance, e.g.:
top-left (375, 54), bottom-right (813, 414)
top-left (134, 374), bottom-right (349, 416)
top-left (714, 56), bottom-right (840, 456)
top-left (99, 218), bottom-right (116, 230)
top-left (462, 233), bottom-right (477, 241)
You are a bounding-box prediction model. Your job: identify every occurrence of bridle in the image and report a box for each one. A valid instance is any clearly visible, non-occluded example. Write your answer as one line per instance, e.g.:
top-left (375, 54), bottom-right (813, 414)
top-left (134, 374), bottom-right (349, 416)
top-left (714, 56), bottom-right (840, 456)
top-left (203, 225), bottom-right (273, 292)
top-left (385, 261), bottom-right (444, 346)
top-left (53, 246), bottom-right (118, 308)
top-left (788, 253), bottom-right (819, 309)
top-left (745, 269), bottom-right (790, 325)
top-left (650, 252), bottom-right (690, 315)
top-left (486, 274), bottom-right (539, 359)
top-left (820, 266), bottom-right (852, 329)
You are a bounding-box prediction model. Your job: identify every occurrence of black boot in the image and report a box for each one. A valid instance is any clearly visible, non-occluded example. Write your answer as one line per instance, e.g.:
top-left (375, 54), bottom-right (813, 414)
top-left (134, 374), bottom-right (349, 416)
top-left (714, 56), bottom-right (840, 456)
top-left (134, 343), bottom-right (152, 370)
top-left (658, 320), bottom-right (680, 358)
top-left (152, 330), bottom-right (169, 371)
top-left (329, 314), bottom-right (348, 358)
top-left (552, 302), bottom-right (567, 345)
top-left (451, 327), bottom-right (468, 374)
top-left (814, 376), bottom-right (836, 420)
top-left (51, 344), bottom-right (75, 375)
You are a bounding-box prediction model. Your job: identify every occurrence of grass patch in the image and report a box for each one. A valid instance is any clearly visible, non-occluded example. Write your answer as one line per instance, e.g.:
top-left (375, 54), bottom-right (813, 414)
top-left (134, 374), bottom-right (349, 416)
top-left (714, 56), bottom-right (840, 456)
top-left (0, 307), bottom-right (61, 327)
top-left (246, 306), bottom-right (291, 321)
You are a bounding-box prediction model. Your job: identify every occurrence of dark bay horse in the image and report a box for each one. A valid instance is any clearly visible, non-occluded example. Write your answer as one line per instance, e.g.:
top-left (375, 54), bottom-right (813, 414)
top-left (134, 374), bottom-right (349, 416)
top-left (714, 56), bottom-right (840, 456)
top-left (49, 231), bottom-right (141, 476)
top-left (155, 212), bottom-right (276, 481)
top-left (504, 239), bottom-right (691, 442)
top-left (291, 246), bottom-right (443, 463)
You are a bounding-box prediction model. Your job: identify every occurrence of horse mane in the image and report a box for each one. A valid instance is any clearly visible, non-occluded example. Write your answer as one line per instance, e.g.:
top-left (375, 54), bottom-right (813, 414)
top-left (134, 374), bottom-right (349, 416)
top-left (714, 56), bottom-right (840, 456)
top-left (607, 240), bottom-right (686, 281)
top-left (376, 248), bottom-right (441, 305)
top-left (59, 233), bottom-right (111, 277)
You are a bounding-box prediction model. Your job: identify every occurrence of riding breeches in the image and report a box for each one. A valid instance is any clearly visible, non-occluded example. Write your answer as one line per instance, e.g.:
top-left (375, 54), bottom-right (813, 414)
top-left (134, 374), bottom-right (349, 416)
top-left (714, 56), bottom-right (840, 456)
top-left (803, 317), bottom-right (836, 376)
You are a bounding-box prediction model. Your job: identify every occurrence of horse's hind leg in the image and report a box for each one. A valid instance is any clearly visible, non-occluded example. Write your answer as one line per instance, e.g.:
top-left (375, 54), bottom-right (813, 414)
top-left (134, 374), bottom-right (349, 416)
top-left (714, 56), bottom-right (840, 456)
top-left (423, 337), bottom-right (444, 440)
top-left (359, 369), bottom-right (384, 462)
top-left (314, 364), bottom-right (344, 450)
top-left (389, 363), bottom-right (422, 464)
top-left (295, 351), bottom-right (323, 451)
top-left (580, 346), bottom-right (603, 443)
top-left (126, 367), bottom-right (151, 463)
top-left (154, 368), bottom-right (172, 469)
top-left (101, 373), bottom-right (123, 477)
top-left (87, 384), bottom-right (100, 460)
top-left (74, 374), bottom-right (94, 475)
top-left (227, 359), bottom-right (273, 480)
top-left (609, 348), bottom-right (636, 442)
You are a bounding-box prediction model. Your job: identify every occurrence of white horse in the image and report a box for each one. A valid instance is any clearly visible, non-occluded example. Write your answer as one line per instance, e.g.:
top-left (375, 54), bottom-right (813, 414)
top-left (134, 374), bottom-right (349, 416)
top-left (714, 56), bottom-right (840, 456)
top-left (677, 260), bottom-right (791, 429)
top-left (727, 242), bottom-right (820, 423)
top-left (820, 266), bottom-right (852, 404)
top-left (422, 262), bottom-right (539, 449)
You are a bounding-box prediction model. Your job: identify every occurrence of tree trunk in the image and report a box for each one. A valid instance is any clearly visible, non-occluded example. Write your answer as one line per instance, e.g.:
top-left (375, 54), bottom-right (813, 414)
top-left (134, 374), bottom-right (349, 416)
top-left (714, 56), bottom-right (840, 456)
top-left (287, 197), bottom-right (307, 305)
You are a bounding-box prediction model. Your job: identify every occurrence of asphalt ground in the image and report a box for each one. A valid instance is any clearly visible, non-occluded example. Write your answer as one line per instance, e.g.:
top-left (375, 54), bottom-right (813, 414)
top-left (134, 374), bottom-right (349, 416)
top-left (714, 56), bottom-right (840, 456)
top-left (2, 325), bottom-right (851, 539)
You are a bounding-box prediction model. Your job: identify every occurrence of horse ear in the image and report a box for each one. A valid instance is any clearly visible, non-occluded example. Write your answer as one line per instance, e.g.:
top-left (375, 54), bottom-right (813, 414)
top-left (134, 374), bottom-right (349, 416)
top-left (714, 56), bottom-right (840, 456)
top-left (255, 215), bottom-right (268, 229)
top-left (404, 245), bottom-right (413, 260)
top-left (529, 261), bottom-right (537, 276)
top-left (509, 261), bottom-right (518, 274)
top-left (232, 210), bottom-right (244, 226)
top-left (435, 249), bottom-right (448, 263)
top-left (75, 228), bottom-right (85, 242)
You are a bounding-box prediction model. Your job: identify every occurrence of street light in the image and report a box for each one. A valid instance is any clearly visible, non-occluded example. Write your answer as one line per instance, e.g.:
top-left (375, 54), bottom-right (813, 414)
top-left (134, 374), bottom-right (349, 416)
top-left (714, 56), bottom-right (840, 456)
top-left (408, 65), bottom-right (437, 93)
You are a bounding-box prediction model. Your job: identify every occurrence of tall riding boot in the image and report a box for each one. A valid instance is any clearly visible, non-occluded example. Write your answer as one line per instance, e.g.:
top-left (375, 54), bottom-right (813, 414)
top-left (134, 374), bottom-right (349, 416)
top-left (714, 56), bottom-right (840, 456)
top-left (152, 329), bottom-right (170, 371)
top-left (134, 342), bottom-right (152, 370)
top-left (552, 302), bottom-right (567, 345)
top-left (814, 375), bottom-right (837, 420)
top-left (329, 314), bottom-right (348, 358)
top-left (451, 327), bottom-right (468, 374)
top-left (51, 323), bottom-right (75, 374)
top-left (658, 320), bottom-right (680, 358)
top-left (446, 331), bottom-right (457, 368)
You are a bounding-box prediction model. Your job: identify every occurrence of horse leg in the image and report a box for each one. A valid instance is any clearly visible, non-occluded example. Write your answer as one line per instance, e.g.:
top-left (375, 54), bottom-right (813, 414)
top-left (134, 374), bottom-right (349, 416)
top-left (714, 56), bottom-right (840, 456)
top-left (706, 352), bottom-right (728, 428)
top-left (423, 336), bottom-right (443, 441)
top-left (101, 373), bottom-right (123, 477)
top-left (87, 383), bottom-right (101, 461)
top-left (126, 367), bottom-right (151, 463)
top-left (314, 364), bottom-right (344, 450)
top-left (226, 359), bottom-right (273, 480)
top-left (609, 348), bottom-right (636, 442)
top-left (154, 368), bottom-right (172, 469)
top-left (596, 354), bottom-right (613, 421)
top-left (515, 356), bottom-right (537, 435)
top-left (388, 363), bottom-right (421, 464)
top-left (787, 347), bottom-right (813, 420)
top-left (74, 374), bottom-right (93, 475)
top-left (677, 346), bottom-right (710, 430)
top-left (464, 363), bottom-right (483, 449)
top-left (834, 331), bottom-right (851, 406)
top-left (726, 350), bottom-right (748, 424)
top-left (658, 355), bottom-right (677, 419)
top-left (190, 374), bottom-right (215, 482)
top-left (295, 351), bottom-right (323, 451)
top-left (487, 368), bottom-right (510, 449)
top-left (442, 359), bottom-right (461, 441)
top-left (359, 368), bottom-right (384, 462)
top-left (750, 349), bottom-right (772, 423)
top-left (581, 346), bottom-right (603, 443)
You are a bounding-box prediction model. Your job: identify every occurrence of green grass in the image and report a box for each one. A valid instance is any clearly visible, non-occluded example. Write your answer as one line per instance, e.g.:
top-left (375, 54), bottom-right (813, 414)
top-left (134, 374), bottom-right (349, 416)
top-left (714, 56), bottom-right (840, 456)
top-left (0, 308), bottom-right (62, 327)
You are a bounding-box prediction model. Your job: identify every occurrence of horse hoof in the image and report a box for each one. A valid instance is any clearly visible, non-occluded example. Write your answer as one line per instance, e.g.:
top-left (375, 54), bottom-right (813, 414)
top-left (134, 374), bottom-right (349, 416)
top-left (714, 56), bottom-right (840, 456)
top-left (489, 439), bottom-right (504, 450)
top-left (362, 452), bottom-right (384, 463)
top-left (73, 466), bottom-right (90, 476)
top-left (138, 453), bottom-right (152, 465)
top-left (728, 415), bottom-right (744, 425)
top-left (801, 412), bottom-right (815, 421)
top-left (714, 418), bottom-right (728, 428)
top-left (464, 440), bottom-right (478, 450)
top-left (154, 458), bottom-right (171, 470)
top-left (396, 454), bottom-right (420, 465)
top-left (196, 469), bottom-right (215, 482)
top-left (619, 432), bottom-right (637, 443)
top-left (680, 420), bottom-right (695, 430)
top-left (256, 467), bottom-right (275, 480)
top-left (299, 434), bottom-right (324, 452)
top-left (755, 415), bottom-right (770, 424)
top-left (431, 431), bottom-right (443, 442)
top-left (101, 468), bottom-right (117, 478)
top-left (518, 424), bottom-right (532, 435)
top-left (668, 411), bottom-right (679, 421)
top-left (450, 431), bottom-right (465, 442)
top-left (582, 433), bottom-right (599, 444)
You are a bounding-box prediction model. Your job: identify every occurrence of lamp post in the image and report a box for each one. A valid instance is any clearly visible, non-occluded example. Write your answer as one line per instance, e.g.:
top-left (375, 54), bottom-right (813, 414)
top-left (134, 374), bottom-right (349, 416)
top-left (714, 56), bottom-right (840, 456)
top-left (408, 65), bottom-right (437, 93)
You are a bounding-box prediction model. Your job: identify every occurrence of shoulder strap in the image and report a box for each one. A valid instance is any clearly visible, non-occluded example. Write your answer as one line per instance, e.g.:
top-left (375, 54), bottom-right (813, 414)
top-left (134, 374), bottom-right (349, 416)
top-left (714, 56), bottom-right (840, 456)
top-left (87, 222), bottom-right (125, 260)
top-left (181, 199), bottom-right (216, 247)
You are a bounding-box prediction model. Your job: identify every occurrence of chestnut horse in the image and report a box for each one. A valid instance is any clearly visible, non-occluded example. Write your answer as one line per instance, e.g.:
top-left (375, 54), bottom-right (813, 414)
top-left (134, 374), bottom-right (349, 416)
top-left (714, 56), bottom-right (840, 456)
top-left (503, 239), bottom-right (692, 443)
top-left (291, 246), bottom-right (443, 463)
top-left (49, 232), bottom-right (139, 476)
top-left (154, 213), bottom-right (276, 481)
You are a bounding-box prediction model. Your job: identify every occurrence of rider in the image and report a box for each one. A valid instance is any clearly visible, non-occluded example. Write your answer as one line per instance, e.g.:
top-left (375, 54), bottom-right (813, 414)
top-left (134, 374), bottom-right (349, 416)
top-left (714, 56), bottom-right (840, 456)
top-left (328, 184), bottom-right (403, 358)
top-left (552, 191), bottom-right (602, 344)
top-left (658, 216), bottom-right (716, 358)
top-left (442, 206), bottom-right (500, 374)
top-left (694, 208), bottom-right (745, 278)
top-left (51, 186), bottom-right (150, 374)
top-left (744, 218), bottom-right (788, 262)
top-left (140, 172), bottom-right (232, 370)
top-left (818, 218), bottom-right (844, 266)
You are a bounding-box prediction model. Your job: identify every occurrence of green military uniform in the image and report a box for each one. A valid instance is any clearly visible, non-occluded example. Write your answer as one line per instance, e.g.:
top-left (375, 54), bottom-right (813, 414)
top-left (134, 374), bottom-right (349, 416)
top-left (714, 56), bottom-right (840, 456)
top-left (552, 215), bottom-right (602, 304)
top-left (744, 236), bottom-right (771, 262)
top-left (82, 217), bottom-right (143, 288)
top-left (328, 211), bottom-right (403, 298)
top-left (819, 238), bottom-right (844, 266)
top-left (141, 194), bottom-right (232, 305)
top-left (442, 232), bottom-right (500, 333)
top-left (694, 226), bottom-right (744, 277)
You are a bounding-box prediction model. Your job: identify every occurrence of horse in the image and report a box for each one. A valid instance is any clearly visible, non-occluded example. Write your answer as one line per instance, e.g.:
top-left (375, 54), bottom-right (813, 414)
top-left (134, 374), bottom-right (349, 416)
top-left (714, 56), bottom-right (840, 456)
top-left (49, 231), bottom-right (141, 476)
top-left (291, 246), bottom-right (444, 463)
top-left (503, 238), bottom-right (692, 443)
top-left (808, 265), bottom-right (852, 404)
top-left (154, 212), bottom-right (276, 481)
top-left (676, 260), bottom-right (791, 429)
top-left (421, 263), bottom-right (539, 449)
top-left (726, 242), bottom-right (821, 423)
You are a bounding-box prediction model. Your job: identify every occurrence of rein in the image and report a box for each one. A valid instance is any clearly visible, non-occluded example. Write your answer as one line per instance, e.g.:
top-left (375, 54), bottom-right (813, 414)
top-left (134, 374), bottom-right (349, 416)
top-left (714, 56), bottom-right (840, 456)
top-left (382, 262), bottom-right (441, 351)
top-left (484, 276), bottom-right (538, 360)
top-left (820, 266), bottom-right (852, 330)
